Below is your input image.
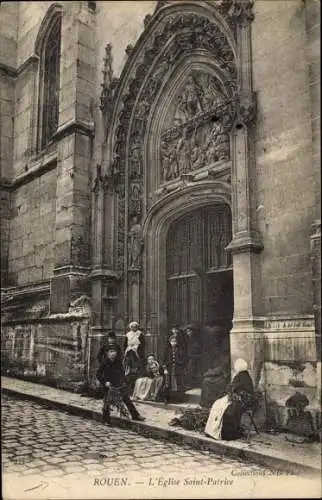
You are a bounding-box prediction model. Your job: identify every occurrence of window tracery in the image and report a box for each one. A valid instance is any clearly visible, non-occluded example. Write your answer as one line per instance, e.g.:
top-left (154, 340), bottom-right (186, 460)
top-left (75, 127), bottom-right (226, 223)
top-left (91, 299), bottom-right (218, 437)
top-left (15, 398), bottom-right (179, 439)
top-left (38, 14), bottom-right (61, 150)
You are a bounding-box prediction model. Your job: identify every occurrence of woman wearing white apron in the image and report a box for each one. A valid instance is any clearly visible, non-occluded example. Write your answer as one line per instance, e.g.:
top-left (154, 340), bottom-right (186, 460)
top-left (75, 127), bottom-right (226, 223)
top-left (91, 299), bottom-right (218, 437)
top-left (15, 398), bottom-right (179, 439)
top-left (123, 321), bottom-right (145, 393)
top-left (205, 358), bottom-right (255, 441)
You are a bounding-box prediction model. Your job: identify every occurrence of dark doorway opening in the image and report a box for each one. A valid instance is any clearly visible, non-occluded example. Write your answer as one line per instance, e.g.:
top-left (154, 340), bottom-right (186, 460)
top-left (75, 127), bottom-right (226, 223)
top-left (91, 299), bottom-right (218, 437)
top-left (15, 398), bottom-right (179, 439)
top-left (166, 204), bottom-right (233, 386)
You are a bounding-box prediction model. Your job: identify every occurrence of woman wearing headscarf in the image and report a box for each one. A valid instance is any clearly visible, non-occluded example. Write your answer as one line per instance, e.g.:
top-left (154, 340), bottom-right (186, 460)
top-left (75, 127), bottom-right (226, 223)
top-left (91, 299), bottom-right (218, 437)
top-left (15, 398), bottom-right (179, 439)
top-left (204, 358), bottom-right (255, 440)
top-left (132, 354), bottom-right (164, 401)
top-left (123, 321), bottom-right (145, 393)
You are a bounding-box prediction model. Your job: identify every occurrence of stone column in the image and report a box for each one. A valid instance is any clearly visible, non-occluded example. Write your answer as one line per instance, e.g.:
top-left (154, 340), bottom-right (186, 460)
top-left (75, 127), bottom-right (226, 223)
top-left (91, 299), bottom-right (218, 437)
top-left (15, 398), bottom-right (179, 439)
top-left (50, 2), bottom-right (96, 314)
top-left (89, 168), bottom-right (119, 385)
top-left (311, 221), bottom-right (321, 413)
top-left (305, 0), bottom-right (321, 410)
top-left (226, 1), bottom-right (264, 387)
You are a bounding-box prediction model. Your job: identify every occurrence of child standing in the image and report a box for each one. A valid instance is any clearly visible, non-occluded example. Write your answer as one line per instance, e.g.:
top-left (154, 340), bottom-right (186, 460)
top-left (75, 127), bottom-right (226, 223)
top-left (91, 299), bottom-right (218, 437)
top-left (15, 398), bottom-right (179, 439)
top-left (162, 331), bottom-right (187, 403)
top-left (96, 345), bottom-right (145, 425)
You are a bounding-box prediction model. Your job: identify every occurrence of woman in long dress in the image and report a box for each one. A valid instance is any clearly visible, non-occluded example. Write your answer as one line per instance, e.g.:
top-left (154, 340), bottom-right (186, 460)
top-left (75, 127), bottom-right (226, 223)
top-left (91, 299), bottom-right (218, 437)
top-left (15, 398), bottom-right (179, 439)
top-left (184, 324), bottom-right (203, 389)
top-left (162, 330), bottom-right (187, 403)
top-left (204, 358), bottom-right (255, 441)
top-left (123, 321), bottom-right (145, 393)
top-left (132, 354), bottom-right (164, 401)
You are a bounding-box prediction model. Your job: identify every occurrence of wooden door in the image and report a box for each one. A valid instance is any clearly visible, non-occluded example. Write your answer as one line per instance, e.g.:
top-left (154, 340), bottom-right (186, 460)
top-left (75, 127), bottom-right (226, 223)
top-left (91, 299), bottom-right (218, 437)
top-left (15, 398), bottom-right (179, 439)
top-left (166, 205), bottom-right (232, 331)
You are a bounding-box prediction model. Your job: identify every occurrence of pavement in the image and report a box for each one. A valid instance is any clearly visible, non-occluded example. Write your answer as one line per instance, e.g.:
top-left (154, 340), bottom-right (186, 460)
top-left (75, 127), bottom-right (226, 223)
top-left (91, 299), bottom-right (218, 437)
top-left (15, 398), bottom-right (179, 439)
top-left (2, 376), bottom-right (321, 484)
top-left (3, 393), bottom-right (321, 500)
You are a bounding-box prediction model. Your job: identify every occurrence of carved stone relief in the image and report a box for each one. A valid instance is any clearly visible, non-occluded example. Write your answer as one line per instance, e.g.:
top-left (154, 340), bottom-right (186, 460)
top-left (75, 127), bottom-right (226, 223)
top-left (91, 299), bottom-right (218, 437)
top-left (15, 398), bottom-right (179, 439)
top-left (159, 72), bottom-right (231, 183)
top-left (104, 7), bottom-right (245, 280)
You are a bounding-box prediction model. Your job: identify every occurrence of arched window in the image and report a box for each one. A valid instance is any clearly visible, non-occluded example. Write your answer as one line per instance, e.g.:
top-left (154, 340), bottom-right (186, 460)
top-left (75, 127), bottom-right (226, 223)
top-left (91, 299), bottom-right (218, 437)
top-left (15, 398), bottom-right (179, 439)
top-left (38, 13), bottom-right (62, 150)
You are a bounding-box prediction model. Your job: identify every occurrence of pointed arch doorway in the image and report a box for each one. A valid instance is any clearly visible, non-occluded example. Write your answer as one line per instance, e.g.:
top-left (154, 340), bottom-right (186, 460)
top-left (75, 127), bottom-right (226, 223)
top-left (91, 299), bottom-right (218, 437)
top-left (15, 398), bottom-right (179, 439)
top-left (166, 203), bottom-right (233, 381)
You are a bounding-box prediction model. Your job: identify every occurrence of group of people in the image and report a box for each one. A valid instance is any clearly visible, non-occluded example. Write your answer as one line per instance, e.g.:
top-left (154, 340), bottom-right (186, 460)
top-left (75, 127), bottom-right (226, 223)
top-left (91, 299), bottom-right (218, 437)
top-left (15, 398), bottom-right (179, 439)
top-left (96, 321), bottom-right (257, 441)
top-left (128, 323), bottom-right (205, 404)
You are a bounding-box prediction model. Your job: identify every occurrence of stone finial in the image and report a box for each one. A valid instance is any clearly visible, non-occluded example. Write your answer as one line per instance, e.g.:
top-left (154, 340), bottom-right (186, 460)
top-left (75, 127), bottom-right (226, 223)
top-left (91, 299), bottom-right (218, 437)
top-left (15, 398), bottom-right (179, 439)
top-left (103, 43), bottom-right (113, 87)
top-left (228, 0), bottom-right (254, 25)
top-left (125, 44), bottom-right (134, 57)
top-left (144, 14), bottom-right (152, 29)
top-left (100, 44), bottom-right (119, 113)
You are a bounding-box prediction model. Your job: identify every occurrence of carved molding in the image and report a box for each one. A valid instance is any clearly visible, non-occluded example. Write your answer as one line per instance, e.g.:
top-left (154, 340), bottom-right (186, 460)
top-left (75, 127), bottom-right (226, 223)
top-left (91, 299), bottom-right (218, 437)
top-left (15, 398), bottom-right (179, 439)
top-left (226, 230), bottom-right (263, 254)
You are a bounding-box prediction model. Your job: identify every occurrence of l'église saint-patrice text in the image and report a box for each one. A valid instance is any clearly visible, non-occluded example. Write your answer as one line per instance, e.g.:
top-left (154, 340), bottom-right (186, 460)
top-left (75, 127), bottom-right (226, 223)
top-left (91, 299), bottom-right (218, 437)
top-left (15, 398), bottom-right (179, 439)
top-left (148, 477), bottom-right (234, 487)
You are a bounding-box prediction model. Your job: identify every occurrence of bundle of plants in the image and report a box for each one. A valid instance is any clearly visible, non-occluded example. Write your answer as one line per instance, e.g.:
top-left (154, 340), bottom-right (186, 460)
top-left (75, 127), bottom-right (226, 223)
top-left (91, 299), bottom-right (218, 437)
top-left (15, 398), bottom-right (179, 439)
top-left (169, 407), bottom-right (210, 432)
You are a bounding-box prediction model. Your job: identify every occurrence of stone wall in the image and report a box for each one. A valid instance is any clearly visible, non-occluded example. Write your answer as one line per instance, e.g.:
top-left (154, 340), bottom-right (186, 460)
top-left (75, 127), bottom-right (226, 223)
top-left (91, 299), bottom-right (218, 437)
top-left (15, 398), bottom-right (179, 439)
top-left (0, 2), bottom-right (17, 68)
top-left (253, 0), bottom-right (317, 317)
top-left (0, 1), bottom-right (95, 305)
top-left (0, 2), bottom-right (17, 286)
top-left (1, 317), bottom-right (89, 387)
top-left (8, 169), bottom-right (57, 286)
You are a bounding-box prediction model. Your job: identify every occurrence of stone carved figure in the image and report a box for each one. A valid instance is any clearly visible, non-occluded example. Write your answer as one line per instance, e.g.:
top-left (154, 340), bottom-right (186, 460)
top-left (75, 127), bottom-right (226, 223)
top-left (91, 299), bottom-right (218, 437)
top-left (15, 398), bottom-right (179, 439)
top-left (202, 85), bottom-right (226, 113)
top-left (168, 73), bottom-right (229, 132)
top-left (136, 100), bottom-right (150, 120)
top-left (178, 76), bottom-right (203, 120)
top-left (129, 147), bottom-right (142, 178)
top-left (190, 136), bottom-right (206, 170)
top-left (176, 129), bottom-right (191, 175)
top-left (160, 140), bottom-right (179, 182)
top-left (128, 217), bottom-right (143, 269)
top-left (129, 183), bottom-right (141, 216)
top-left (205, 122), bottom-right (230, 163)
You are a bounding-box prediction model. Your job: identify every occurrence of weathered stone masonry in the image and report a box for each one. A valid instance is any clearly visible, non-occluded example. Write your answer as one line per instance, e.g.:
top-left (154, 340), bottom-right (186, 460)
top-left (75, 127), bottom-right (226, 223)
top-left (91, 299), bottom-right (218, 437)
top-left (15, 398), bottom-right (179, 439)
top-left (0, 1), bottom-right (320, 431)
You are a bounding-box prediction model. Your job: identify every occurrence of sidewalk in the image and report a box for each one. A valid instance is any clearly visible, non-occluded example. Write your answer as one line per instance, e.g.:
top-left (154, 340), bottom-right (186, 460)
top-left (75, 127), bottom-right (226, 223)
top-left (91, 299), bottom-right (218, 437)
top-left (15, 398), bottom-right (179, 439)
top-left (2, 376), bottom-right (321, 477)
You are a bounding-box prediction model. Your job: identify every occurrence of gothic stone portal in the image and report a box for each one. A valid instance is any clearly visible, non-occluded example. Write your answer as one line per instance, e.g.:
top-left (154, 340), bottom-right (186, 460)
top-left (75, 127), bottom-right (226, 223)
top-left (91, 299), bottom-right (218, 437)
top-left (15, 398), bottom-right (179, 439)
top-left (166, 204), bottom-right (233, 382)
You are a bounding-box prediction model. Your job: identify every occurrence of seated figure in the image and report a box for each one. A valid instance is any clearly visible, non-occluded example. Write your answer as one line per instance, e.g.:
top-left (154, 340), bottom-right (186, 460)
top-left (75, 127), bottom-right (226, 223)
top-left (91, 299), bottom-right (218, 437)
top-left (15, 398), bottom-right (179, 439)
top-left (132, 354), bottom-right (164, 402)
top-left (204, 358), bottom-right (255, 441)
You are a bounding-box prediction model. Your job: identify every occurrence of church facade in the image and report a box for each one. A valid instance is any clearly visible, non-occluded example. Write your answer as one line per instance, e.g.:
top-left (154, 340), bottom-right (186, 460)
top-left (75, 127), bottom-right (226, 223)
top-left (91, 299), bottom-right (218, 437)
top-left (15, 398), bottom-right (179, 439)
top-left (0, 1), bottom-right (320, 430)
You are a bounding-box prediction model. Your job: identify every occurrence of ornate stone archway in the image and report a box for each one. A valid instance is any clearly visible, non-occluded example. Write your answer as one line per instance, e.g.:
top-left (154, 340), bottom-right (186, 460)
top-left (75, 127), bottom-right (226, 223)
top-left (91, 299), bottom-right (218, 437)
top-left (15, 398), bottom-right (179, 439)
top-left (91, 0), bottom-right (263, 383)
top-left (142, 180), bottom-right (232, 353)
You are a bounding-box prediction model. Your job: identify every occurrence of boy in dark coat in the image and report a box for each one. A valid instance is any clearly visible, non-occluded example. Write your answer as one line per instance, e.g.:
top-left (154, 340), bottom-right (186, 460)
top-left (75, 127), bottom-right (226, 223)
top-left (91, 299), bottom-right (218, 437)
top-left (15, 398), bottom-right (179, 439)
top-left (98, 331), bottom-right (123, 365)
top-left (96, 345), bottom-right (145, 425)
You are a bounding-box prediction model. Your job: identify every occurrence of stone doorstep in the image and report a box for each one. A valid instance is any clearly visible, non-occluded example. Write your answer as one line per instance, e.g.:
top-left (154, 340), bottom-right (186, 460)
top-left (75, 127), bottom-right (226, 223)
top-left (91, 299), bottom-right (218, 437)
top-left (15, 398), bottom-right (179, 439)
top-left (1, 384), bottom-right (321, 478)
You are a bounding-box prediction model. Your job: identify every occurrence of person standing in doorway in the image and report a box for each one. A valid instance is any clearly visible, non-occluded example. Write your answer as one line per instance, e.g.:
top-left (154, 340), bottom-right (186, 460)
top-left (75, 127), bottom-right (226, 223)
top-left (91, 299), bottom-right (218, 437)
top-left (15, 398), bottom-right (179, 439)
top-left (162, 330), bottom-right (187, 403)
top-left (184, 324), bottom-right (203, 389)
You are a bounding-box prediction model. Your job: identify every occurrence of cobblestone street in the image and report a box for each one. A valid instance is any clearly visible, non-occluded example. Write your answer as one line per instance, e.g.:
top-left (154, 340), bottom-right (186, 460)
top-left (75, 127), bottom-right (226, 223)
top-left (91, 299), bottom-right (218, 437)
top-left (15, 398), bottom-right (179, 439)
top-left (2, 395), bottom-right (318, 499)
